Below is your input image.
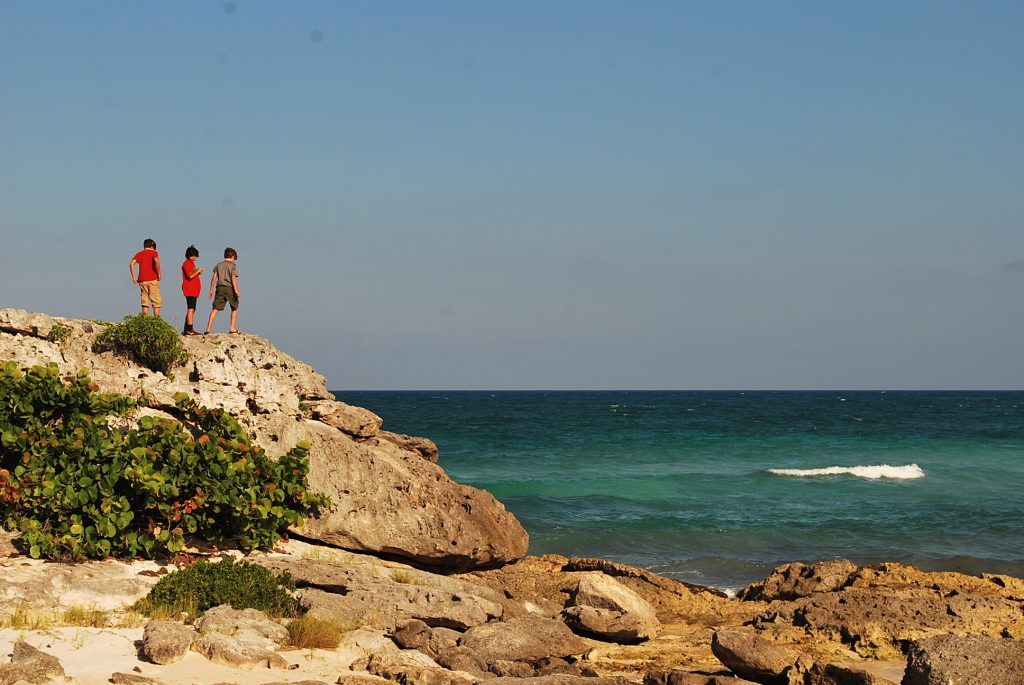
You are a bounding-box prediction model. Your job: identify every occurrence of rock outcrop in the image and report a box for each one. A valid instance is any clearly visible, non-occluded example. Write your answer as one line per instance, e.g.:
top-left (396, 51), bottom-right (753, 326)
top-left (0, 308), bottom-right (528, 570)
top-left (902, 634), bottom-right (1024, 685)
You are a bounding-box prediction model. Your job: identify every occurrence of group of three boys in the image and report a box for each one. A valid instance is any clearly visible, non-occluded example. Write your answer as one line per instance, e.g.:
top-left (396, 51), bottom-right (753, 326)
top-left (128, 240), bottom-right (241, 335)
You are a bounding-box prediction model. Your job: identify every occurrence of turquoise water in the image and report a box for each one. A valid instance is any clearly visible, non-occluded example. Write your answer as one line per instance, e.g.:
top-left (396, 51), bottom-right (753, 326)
top-left (337, 391), bottom-right (1024, 591)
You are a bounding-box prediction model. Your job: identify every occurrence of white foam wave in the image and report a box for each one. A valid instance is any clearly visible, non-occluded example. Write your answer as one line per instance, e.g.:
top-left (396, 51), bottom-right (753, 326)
top-left (767, 464), bottom-right (925, 480)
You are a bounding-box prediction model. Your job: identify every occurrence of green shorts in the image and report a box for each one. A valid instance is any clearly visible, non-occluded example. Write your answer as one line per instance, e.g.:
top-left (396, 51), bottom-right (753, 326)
top-left (212, 284), bottom-right (238, 311)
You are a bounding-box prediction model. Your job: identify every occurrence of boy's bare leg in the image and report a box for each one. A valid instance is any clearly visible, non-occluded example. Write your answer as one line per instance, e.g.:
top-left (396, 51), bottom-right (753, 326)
top-left (229, 309), bottom-right (238, 332)
top-left (204, 309), bottom-right (217, 334)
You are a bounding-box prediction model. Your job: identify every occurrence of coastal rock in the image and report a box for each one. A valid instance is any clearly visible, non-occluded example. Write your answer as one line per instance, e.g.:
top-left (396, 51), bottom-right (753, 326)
top-left (458, 615), bottom-right (593, 666)
top-left (194, 631), bottom-right (289, 669)
top-left (257, 556), bottom-right (504, 630)
top-left (0, 641), bottom-right (65, 685)
top-left (307, 398), bottom-right (382, 438)
top-left (379, 431), bottom-right (440, 463)
top-left (359, 650), bottom-right (475, 685)
top-left (111, 673), bottom-right (162, 685)
top-left (0, 557), bottom-right (163, 613)
top-left (645, 671), bottom-right (761, 685)
top-left (142, 620), bottom-right (196, 665)
top-left (804, 662), bottom-right (898, 685)
top-left (747, 562), bottom-right (1024, 658)
top-left (0, 308), bottom-right (529, 570)
top-left (192, 605), bottom-right (290, 668)
top-left (739, 560), bottom-right (858, 602)
top-left (902, 634), bottom-right (1024, 685)
top-left (476, 677), bottom-right (631, 685)
top-left (562, 572), bottom-right (660, 643)
top-left (710, 629), bottom-right (810, 685)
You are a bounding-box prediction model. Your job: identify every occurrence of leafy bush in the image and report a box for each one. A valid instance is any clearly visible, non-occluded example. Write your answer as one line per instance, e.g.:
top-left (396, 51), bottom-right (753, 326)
top-left (134, 558), bottom-right (297, 619)
top-left (92, 314), bottom-right (188, 375)
top-left (47, 323), bottom-right (71, 343)
top-left (0, 362), bottom-right (330, 560)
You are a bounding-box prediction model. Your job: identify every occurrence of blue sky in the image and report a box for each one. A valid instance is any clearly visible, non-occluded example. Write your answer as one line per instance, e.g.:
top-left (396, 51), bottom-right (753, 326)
top-left (2, 1), bottom-right (1022, 389)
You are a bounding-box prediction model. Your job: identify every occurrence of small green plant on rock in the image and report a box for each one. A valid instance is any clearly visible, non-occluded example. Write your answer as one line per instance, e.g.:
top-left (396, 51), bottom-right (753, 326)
top-left (92, 314), bottom-right (188, 375)
top-left (134, 558), bottom-right (297, 620)
top-left (47, 323), bottom-right (71, 343)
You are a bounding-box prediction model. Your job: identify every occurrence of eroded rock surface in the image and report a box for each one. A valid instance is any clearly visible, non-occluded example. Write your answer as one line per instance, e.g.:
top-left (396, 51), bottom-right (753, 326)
top-left (902, 634), bottom-right (1024, 685)
top-left (563, 572), bottom-right (660, 643)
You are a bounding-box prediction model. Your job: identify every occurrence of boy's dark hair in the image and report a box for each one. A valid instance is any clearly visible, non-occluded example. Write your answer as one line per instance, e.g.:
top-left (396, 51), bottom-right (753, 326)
top-left (185, 245), bottom-right (199, 259)
top-left (144, 239), bottom-right (156, 249)
top-left (224, 247), bottom-right (237, 259)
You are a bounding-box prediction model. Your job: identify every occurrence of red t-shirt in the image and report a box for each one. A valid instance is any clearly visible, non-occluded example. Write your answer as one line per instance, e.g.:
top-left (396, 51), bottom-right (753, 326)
top-left (181, 259), bottom-right (202, 297)
top-left (134, 249), bottom-right (160, 282)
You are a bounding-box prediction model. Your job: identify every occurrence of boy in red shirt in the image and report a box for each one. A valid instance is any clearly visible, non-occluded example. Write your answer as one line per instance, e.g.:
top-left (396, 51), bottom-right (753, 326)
top-left (129, 239), bottom-right (162, 316)
top-left (180, 244), bottom-right (204, 335)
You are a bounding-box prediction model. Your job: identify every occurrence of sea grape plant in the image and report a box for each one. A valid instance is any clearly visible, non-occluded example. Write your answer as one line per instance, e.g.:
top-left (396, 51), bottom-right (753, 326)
top-left (0, 362), bottom-right (329, 560)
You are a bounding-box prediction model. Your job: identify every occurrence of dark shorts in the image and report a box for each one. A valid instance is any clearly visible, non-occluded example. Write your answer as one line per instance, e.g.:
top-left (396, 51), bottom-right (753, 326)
top-left (212, 284), bottom-right (238, 311)
top-left (185, 295), bottom-right (198, 309)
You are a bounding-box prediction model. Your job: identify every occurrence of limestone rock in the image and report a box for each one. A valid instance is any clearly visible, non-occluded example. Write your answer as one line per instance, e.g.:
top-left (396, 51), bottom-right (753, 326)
top-left (710, 629), bottom-right (810, 685)
top-left (142, 620), bottom-right (196, 665)
top-left (740, 560), bottom-right (858, 602)
top-left (379, 431), bottom-right (440, 463)
top-left (308, 399), bottom-right (382, 438)
top-left (194, 631), bottom-right (289, 669)
top-left (360, 651), bottom-right (474, 685)
top-left (111, 673), bottom-right (162, 685)
top-left (0, 641), bottom-right (65, 685)
top-left (804, 662), bottom-right (898, 685)
top-left (562, 572), bottom-right (660, 643)
top-left (258, 557), bottom-right (504, 630)
top-left (644, 670), bottom-right (761, 685)
top-left (194, 604), bottom-right (290, 645)
top-left (0, 308), bottom-right (529, 570)
top-left (458, 615), bottom-right (592, 665)
top-left (903, 634), bottom-right (1024, 685)
top-left (476, 677), bottom-right (631, 685)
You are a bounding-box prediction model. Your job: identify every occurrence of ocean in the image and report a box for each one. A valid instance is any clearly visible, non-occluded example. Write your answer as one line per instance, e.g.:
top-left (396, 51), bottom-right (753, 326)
top-left (336, 391), bottom-right (1024, 592)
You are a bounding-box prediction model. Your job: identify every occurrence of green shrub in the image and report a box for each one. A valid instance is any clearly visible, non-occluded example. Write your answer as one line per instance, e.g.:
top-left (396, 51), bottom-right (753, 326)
top-left (47, 323), bottom-right (71, 343)
top-left (134, 558), bottom-right (297, 619)
top-left (92, 314), bottom-right (188, 375)
top-left (0, 362), bottom-right (330, 560)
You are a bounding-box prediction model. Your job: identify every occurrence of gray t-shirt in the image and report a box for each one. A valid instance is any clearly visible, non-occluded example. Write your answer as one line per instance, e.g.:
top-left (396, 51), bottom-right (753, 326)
top-left (213, 260), bottom-right (238, 288)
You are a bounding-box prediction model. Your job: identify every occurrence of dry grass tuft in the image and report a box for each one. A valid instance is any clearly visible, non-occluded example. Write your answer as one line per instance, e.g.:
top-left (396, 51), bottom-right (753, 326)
top-left (287, 615), bottom-right (345, 649)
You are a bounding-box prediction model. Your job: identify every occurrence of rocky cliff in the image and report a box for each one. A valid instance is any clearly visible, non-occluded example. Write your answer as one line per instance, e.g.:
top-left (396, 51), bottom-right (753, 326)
top-left (0, 308), bottom-right (528, 570)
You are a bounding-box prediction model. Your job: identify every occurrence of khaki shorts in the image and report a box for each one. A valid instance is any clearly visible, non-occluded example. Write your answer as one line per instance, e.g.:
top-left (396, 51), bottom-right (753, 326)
top-left (212, 284), bottom-right (238, 311)
top-left (139, 280), bottom-right (162, 308)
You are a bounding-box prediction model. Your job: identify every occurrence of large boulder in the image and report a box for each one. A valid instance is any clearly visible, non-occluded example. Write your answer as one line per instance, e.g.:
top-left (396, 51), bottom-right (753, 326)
top-left (458, 616), bottom-right (593, 666)
top-left (710, 630), bottom-right (811, 685)
top-left (562, 572), bottom-right (660, 643)
top-left (142, 620), bottom-right (195, 665)
top-left (0, 308), bottom-right (529, 570)
top-left (903, 634), bottom-right (1024, 685)
top-left (0, 641), bottom-right (65, 685)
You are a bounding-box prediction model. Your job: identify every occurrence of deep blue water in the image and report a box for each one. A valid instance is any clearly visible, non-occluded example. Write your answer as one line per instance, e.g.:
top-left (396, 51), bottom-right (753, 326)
top-left (335, 391), bottom-right (1024, 591)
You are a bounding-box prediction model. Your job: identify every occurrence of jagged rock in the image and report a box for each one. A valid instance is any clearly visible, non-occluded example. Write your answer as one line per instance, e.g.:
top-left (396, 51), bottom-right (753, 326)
top-left (476, 676), bottom-right (631, 685)
top-left (740, 560), bottom-right (858, 602)
top-left (710, 630), bottom-right (811, 685)
top-left (804, 662), bottom-right (898, 685)
top-left (191, 605), bottom-right (289, 668)
top-left (458, 615), bottom-right (592, 665)
top-left (489, 660), bottom-right (537, 678)
top-left (308, 399), bottom-right (382, 438)
top-left (391, 620), bottom-right (489, 676)
top-left (903, 634), bottom-right (1024, 685)
top-left (0, 641), bottom-right (65, 685)
top-left (645, 671), bottom-right (761, 685)
top-left (0, 308), bottom-right (529, 570)
top-left (258, 557), bottom-right (504, 630)
top-left (194, 631), bottom-right (289, 669)
top-left (111, 673), bottom-right (162, 685)
top-left (0, 557), bottom-right (164, 612)
top-left (562, 572), bottom-right (660, 643)
top-left (142, 620), bottom-right (196, 665)
top-left (379, 431), bottom-right (440, 463)
top-left (359, 651), bottom-right (475, 685)
top-left (747, 562), bottom-right (1024, 658)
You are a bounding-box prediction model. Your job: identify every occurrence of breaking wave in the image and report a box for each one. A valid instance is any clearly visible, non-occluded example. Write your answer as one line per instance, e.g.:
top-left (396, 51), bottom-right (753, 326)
top-left (767, 464), bottom-right (925, 480)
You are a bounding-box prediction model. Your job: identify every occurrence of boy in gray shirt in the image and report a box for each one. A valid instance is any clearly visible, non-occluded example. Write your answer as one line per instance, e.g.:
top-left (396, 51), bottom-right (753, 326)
top-left (203, 247), bottom-right (241, 334)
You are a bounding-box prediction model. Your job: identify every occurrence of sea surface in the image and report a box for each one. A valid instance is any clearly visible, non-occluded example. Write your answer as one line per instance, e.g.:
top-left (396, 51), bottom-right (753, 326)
top-left (336, 391), bottom-right (1024, 592)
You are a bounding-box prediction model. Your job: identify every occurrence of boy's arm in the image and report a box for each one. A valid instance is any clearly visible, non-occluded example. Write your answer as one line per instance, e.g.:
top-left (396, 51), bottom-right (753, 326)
top-left (129, 258), bottom-right (138, 283)
top-left (209, 272), bottom-right (217, 299)
top-left (232, 272), bottom-right (240, 298)
top-left (154, 256), bottom-right (161, 281)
